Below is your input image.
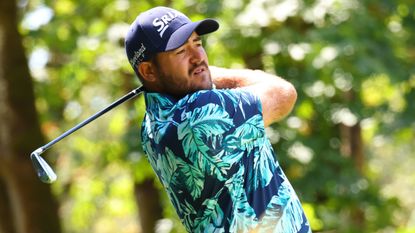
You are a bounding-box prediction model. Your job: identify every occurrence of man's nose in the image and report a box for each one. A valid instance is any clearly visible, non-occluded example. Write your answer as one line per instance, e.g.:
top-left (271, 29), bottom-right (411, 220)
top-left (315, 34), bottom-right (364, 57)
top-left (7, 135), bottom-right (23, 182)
top-left (189, 46), bottom-right (203, 64)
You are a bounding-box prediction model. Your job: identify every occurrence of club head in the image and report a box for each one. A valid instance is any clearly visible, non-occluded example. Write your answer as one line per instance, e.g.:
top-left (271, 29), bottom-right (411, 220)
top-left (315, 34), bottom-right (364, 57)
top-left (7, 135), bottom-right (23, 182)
top-left (30, 150), bottom-right (57, 183)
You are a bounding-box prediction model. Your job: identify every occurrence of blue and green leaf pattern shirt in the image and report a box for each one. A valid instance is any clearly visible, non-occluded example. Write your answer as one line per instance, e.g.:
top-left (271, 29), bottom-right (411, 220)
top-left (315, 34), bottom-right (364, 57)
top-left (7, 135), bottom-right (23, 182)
top-left (141, 88), bottom-right (311, 233)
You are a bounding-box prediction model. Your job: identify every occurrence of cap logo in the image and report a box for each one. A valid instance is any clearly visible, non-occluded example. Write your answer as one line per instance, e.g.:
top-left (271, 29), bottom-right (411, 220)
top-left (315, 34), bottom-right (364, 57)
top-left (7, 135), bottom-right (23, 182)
top-left (152, 10), bottom-right (179, 37)
top-left (129, 43), bottom-right (146, 67)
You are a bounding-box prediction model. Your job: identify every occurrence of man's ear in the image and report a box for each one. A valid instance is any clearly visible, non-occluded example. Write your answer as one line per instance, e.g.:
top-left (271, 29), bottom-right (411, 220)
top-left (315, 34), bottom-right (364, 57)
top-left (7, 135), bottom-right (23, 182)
top-left (138, 62), bottom-right (157, 82)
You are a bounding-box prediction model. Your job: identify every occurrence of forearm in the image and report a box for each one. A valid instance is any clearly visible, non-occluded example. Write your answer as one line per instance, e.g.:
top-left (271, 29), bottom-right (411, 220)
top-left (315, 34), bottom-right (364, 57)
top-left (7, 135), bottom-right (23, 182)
top-left (210, 66), bottom-right (271, 89)
top-left (209, 66), bottom-right (297, 126)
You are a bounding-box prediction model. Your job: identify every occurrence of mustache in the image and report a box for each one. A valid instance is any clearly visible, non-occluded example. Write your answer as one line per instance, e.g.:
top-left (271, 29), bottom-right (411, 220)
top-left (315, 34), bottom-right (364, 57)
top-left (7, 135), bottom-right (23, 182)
top-left (189, 61), bottom-right (208, 76)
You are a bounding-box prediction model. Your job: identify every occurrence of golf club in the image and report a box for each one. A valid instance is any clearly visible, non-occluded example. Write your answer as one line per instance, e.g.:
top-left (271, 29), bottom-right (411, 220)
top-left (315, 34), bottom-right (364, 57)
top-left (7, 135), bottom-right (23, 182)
top-left (30, 86), bottom-right (144, 183)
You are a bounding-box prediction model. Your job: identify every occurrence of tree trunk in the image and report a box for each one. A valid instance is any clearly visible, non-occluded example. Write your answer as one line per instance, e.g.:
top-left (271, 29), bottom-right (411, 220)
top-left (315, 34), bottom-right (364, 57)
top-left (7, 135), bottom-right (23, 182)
top-left (350, 124), bottom-right (364, 172)
top-left (134, 178), bottom-right (163, 233)
top-left (339, 122), bottom-right (365, 228)
top-left (339, 92), bottom-right (365, 229)
top-left (0, 178), bottom-right (15, 233)
top-left (0, 0), bottom-right (61, 232)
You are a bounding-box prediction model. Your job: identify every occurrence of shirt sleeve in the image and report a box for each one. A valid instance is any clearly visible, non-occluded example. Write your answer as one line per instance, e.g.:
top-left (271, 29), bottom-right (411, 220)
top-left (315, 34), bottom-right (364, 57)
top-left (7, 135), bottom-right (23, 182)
top-left (185, 88), bottom-right (264, 128)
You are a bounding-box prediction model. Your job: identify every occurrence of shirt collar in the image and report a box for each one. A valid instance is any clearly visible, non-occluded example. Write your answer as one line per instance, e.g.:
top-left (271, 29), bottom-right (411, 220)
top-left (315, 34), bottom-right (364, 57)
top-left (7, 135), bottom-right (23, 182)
top-left (144, 91), bottom-right (189, 119)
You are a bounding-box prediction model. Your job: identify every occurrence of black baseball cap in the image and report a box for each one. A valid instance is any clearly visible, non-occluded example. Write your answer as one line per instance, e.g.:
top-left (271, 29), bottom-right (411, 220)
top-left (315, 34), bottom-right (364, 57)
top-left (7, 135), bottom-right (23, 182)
top-left (125, 6), bottom-right (219, 77)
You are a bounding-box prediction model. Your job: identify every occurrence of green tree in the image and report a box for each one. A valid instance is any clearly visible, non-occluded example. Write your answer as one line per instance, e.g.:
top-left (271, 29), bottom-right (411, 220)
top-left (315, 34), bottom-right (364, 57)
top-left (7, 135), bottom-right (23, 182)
top-left (0, 0), bottom-right (61, 232)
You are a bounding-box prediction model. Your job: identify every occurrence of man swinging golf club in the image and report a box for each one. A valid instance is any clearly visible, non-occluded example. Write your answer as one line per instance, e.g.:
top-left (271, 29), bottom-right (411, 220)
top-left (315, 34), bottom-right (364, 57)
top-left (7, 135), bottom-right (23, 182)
top-left (125, 6), bottom-right (311, 233)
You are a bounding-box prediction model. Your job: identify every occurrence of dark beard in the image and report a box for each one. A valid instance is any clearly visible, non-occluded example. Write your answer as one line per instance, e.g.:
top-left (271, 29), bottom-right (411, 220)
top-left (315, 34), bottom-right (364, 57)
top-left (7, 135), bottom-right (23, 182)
top-left (155, 61), bottom-right (212, 99)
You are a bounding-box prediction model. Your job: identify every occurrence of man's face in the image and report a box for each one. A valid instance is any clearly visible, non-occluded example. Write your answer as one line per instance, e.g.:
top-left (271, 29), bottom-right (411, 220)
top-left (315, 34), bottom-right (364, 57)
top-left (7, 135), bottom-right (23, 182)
top-left (152, 32), bottom-right (213, 98)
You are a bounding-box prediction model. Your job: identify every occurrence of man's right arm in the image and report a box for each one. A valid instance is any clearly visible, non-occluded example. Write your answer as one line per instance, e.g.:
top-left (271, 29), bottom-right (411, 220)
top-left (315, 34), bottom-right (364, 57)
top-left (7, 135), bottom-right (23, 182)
top-left (210, 66), bottom-right (297, 127)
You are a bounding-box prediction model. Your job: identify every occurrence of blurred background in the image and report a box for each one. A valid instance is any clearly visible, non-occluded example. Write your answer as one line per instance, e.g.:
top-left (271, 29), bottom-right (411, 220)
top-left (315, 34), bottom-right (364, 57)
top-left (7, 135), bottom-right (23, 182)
top-left (0, 0), bottom-right (414, 232)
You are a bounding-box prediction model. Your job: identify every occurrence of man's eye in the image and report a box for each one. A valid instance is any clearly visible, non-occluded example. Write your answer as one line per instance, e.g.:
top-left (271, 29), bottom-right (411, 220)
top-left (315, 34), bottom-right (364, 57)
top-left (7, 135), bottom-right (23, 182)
top-left (176, 49), bottom-right (185, 54)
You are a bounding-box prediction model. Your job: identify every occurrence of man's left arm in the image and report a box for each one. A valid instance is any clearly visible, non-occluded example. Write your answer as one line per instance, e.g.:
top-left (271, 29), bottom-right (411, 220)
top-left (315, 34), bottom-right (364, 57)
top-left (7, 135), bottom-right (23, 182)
top-left (210, 66), bottom-right (297, 127)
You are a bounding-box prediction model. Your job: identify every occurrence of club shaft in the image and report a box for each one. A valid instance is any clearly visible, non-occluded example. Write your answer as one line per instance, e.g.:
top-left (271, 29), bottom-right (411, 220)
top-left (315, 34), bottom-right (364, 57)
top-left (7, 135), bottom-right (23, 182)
top-left (37, 86), bottom-right (144, 154)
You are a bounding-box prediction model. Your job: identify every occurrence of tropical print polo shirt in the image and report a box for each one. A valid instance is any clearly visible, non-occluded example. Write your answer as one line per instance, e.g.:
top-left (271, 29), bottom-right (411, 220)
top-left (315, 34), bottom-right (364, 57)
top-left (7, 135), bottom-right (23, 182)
top-left (141, 88), bottom-right (311, 233)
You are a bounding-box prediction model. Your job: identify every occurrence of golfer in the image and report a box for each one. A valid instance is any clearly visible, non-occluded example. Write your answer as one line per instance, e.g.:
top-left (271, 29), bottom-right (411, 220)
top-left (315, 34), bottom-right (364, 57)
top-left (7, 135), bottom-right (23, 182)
top-left (125, 6), bottom-right (311, 233)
